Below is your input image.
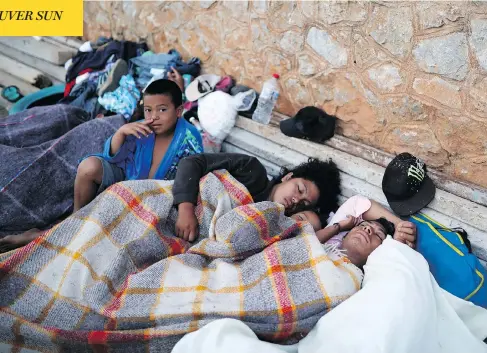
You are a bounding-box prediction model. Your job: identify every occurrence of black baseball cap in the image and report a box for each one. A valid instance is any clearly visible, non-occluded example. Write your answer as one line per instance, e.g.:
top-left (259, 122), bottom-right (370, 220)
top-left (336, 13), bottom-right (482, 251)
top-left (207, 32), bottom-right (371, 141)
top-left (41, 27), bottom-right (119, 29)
top-left (382, 152), bottom-right (436, 216)
top-left (279, 106), bottom-right (336, 143)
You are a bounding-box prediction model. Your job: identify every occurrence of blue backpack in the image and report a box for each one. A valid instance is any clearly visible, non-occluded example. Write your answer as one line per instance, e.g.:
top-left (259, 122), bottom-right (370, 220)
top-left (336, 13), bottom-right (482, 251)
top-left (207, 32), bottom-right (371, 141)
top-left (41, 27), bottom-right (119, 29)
top-left (410, 213), bottom-right (487, 308)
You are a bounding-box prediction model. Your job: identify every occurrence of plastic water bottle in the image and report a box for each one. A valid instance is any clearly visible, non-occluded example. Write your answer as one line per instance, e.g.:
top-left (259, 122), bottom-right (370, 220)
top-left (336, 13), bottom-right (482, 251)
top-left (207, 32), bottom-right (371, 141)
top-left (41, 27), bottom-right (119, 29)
top-left (252, 73), bottom-right (280, 125)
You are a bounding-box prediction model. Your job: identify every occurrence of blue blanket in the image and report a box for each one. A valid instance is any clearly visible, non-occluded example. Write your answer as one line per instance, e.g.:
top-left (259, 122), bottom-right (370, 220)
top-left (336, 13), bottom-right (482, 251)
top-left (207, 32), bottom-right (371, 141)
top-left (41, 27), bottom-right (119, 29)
top-left (0, 105), bottom-right (125, 235)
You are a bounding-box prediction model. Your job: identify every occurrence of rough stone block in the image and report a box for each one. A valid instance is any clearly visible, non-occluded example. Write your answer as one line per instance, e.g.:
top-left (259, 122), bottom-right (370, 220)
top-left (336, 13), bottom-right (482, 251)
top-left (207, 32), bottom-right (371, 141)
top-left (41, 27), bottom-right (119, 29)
top-left (251, 19), bottom-right (277, 52)
top-left (269, 1), bottom-right (305, 31)
top-left (449, 156), bottom-right (487, 188)
top-left (367, 6), bottom-right (413, 59)
top-left (416, 2), bottom-right (465, 30)
top-left (308, 72), bottom-right (380, 134)
top-left (297, 53), bottom-right (324, 76)
top-left (468, 76), bottom-right (487, 116)
top-left (283, 76), bottom-right (312, 108)
top-left (266, 50), bottom-right (292, 76)
top-left (383, 96), bottom-right (429, 124)
top-left (301, 1), bottom-right (367, 25)
top-left (382, 125), bottom-right (449, 168)
top-left (413, 32), bottom-right (469, 81)
top-left (367, 63), bottom-right (405, 93)
top-left (470, 19), bottom-right (487, 72)
top-left (353, 33), bottom-right (377, 68)
top-left (279, 31), bottom-right (304, 53)
top-left (435, 113), bottom-right (487, 155)
top-left (413, 76), bottom-right (462, 109)
top-left (306, 27), bottom-right (347, 68)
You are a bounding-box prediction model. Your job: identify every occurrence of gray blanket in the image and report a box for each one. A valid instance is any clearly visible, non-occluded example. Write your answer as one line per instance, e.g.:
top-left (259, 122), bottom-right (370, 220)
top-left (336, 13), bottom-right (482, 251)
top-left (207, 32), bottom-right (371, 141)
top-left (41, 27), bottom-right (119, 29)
top-left (0, 105), bottom-right (125, 235)
top-left (0, 171), bottom-right (362, 352)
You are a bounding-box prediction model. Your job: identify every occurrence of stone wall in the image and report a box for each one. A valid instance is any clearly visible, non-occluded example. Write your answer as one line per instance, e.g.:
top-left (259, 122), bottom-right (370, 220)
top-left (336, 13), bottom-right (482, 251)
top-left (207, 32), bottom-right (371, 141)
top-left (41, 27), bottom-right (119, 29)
top-left (84, 1), bottom-right (487, 189)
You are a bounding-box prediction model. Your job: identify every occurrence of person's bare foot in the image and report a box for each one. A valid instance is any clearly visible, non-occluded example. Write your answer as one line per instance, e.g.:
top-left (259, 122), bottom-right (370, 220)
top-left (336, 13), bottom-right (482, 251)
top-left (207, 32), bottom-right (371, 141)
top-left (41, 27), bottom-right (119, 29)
top-left (0, 228), bottom-right (43, 253)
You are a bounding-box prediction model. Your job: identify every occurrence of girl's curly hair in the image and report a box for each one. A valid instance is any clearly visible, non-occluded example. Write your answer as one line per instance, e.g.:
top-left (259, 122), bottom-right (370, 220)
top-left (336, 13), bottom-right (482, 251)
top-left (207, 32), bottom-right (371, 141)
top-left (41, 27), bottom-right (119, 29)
top-left (277, 158), bottom-right (341, 216)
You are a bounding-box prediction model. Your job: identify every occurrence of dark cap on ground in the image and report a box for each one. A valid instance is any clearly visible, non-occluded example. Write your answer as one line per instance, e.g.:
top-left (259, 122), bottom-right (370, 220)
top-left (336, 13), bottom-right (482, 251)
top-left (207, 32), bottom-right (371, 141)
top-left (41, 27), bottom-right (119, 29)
top-left (279, 106), bottom-right (336, 143)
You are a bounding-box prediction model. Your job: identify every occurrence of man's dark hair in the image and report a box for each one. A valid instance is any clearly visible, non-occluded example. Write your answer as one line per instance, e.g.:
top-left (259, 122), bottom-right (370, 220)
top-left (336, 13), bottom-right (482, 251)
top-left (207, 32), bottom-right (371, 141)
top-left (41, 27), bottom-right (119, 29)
top-left (143, 79), bottom-right (183, 107)
top-left (278, 158), bottom-right (341, 216)
top-left (373, 217), bottom-right (396, 236)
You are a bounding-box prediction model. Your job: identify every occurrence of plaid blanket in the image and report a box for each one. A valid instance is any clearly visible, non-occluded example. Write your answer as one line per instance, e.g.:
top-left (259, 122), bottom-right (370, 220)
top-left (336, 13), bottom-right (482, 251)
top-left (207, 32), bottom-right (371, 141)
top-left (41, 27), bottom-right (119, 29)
top-left (0, 105), bottom-right (125, 235)
top-left (0, 171), bottom-right (362, 352)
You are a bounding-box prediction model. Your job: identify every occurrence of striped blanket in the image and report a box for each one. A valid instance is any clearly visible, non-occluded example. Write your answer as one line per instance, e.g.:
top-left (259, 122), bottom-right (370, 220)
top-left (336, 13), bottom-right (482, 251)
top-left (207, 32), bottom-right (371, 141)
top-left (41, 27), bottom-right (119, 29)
top-left (0, 171), bottom-right (362, 352)
top-left (0, 105), bottom-right (125, 235)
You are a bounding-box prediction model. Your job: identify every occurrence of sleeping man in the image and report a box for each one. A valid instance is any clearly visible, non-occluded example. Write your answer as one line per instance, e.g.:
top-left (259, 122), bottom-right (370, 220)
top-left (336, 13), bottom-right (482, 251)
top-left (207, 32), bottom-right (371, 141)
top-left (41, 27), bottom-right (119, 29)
top-left (311, 195), bottom-right (417, 268)
top-left (280, 194), bottom-right (417, 269)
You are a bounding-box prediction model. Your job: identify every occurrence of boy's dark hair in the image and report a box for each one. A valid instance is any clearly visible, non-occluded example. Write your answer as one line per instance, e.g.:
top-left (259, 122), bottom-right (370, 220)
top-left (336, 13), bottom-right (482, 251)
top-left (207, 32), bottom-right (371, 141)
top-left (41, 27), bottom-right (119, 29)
top-left (278, 158), bottom-right (341, 216)
top-left (143, 79), bottom-right (183, 107)
top-left (373, 217), bottom-right (396, 236)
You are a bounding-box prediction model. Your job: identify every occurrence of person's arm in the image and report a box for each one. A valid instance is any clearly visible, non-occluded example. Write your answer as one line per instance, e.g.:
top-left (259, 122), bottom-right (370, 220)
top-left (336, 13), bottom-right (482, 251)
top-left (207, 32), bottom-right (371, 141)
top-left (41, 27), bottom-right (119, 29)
top-left (167, 67), bottom-right (185, 93)
top-left (110, 130), bottom-right (127, 156)
top-left (109, 120), bottom-right (154, 157)
top-left (316, 216), bottom-right (356, 243)
top-left (362, 200), bottom-right (416, 247)
top-left (174, 153), bottom-right (268, 243)
top-left (172, 153), bottom-right (268, 206)
top-left (362, 200), bottom-right (402, 225)
top-left (99, 133), bottom-right (136, 166)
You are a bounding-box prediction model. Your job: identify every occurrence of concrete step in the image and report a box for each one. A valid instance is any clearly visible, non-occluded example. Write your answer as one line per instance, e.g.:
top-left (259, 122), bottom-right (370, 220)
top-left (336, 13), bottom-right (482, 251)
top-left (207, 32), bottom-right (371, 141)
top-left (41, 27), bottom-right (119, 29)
top-left (0, 42), bottom-right (65, 83)
top-left (0, 37), bottom-right (75, 65)
top-left (0, 69), bottom-right (39, 96)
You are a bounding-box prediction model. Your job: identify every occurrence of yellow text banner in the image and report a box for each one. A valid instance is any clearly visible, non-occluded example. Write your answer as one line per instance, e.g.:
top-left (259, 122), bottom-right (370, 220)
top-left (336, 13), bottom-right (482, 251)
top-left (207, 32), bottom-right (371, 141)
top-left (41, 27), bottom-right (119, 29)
top-left (0, 0), bottom-right (83, 36)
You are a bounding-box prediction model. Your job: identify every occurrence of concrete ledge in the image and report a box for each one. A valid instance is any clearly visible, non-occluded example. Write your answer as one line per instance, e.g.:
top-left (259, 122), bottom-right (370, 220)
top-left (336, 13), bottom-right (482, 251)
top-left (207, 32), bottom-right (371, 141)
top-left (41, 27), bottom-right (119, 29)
top-left (0, 37), bottom-right (75, 66)
top-left (0, 54), bottom-right (58, 86)
top-left (0, 43), bottom-right (65, 84)
top-left (270, 112), bottom-right (487, 207)
top-left (0, 70), bottom-right (39, 96)
top-left (48, 36), bottom-right (83, 50)
top-left (223, 117), bottom-right (487, 265)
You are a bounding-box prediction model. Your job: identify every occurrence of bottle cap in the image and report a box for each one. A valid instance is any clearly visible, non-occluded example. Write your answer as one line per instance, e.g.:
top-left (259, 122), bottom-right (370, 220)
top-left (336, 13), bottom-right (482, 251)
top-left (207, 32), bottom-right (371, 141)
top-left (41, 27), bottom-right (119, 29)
top-left (272, 73), bottom-right (280, 79)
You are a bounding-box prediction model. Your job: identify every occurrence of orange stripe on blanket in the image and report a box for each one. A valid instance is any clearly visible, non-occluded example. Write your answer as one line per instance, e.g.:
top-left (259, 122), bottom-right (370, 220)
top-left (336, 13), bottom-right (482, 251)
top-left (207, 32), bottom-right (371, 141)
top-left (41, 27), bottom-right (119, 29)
top-left (212, 171), bottom-right (254, 205)
top-left (164, 237), bottom-right (188, 256)
top-left (264, 245), bottom-right (296, 339)
top-left (270, 264), bottom-right (284, 273)
top-left (108, 184), bottom-right (159, 227)
top-left (236, 205), bottom-right (269, 240)
top-left (108, 184), bottom-right (187, 256)
top-left (0, 232), bottom-right (45, 272)
top-left (103, 275), bottom-right (132, 330)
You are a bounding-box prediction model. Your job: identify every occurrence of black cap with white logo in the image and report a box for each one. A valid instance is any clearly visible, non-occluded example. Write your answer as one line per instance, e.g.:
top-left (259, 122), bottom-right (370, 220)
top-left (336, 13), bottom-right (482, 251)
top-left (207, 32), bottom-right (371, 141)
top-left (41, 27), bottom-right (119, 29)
top-left (382, 152), bottom-right (436, 216)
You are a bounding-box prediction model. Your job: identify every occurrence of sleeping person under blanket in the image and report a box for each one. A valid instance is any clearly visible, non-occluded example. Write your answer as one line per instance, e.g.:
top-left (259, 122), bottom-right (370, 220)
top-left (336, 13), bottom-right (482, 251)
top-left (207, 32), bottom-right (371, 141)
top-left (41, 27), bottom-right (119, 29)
top-left (172, 153), bottom-right (342, 242)
top-left (0, 169), bottom-right (364, 351)
top-left (290, 210), bottom-right (322, 231)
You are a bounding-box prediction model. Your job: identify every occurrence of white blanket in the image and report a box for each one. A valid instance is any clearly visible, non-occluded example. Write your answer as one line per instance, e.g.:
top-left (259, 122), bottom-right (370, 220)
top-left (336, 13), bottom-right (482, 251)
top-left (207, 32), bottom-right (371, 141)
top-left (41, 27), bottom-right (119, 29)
top-left (173, 239), bottom-right (487, 353)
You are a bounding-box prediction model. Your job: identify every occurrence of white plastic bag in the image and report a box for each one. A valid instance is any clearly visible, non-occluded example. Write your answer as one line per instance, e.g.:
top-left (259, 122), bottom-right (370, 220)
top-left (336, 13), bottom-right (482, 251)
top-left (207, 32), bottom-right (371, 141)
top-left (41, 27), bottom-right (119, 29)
top-left (197, 89), bottom-right (256, 146)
